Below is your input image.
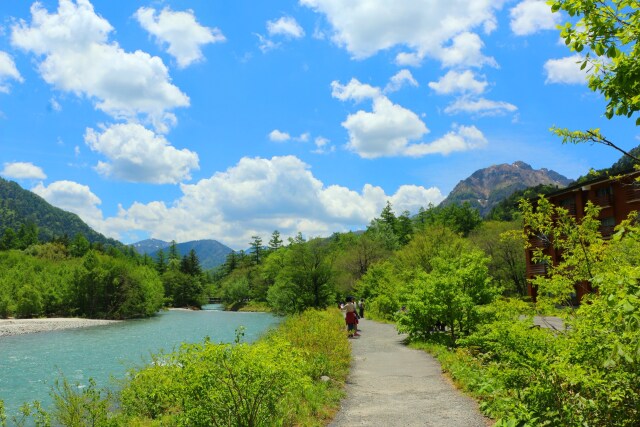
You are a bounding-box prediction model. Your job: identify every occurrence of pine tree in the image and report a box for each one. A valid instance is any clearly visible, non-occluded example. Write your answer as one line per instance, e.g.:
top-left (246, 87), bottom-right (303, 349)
top-left (268, 230), bottom-right (283, 251)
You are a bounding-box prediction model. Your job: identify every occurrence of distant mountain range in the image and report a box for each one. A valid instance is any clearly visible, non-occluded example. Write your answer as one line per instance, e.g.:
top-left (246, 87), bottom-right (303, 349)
top-left (440, 161), bottom-right (573, 216)
top-left (131, 238), bottom-right (233, 270)
top-left (0, 177), bottom-right (121, 247)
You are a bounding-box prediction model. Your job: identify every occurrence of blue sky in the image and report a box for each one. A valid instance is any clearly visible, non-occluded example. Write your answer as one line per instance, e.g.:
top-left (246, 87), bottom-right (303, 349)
top-left (0, 0), bottom-right (638, 249)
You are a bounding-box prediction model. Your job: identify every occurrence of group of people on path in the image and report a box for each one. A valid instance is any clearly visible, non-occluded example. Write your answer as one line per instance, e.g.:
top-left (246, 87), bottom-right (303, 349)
top-left (342, 297), bottom-right (365, 338)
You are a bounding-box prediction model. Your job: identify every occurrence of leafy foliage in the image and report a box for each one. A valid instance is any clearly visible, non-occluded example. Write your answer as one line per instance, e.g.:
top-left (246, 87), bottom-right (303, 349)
top-left (551, 0), bottom-right (640, 124)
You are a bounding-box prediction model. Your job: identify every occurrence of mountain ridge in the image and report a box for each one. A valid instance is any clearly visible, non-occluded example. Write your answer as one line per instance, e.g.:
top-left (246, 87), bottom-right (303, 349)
top-left (132, 238), bottom-right (233, 270)
top-left (440, 161), bottom-right (573, 216)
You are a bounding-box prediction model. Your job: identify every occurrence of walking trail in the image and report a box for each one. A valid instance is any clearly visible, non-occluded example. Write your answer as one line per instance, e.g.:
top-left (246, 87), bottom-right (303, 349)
top-left (330, 318), bottom-right (492, 427)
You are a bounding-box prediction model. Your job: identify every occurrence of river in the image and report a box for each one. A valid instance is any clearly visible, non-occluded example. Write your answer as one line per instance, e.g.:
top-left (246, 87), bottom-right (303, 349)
top-left (0, 306), bottom-right (279, 417)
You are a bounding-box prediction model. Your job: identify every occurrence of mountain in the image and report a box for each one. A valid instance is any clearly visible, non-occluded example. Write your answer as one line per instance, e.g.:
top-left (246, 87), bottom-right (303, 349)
top-left (132, 238), bottom-right (233, 270)
top-left (131, 238), bottom-right (171, 254)
top-left (441, 161), bottom-right (573, 216)
top-left (0, 177), bottom-right (121, 246)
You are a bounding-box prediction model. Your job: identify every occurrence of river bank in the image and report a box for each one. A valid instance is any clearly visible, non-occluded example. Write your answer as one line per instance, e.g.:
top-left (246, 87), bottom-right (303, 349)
top-left (0, 318), bottom-right (120, 337)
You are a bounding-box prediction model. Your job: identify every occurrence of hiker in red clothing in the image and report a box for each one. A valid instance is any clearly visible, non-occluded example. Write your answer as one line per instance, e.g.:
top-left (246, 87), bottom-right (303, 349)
top-left (344, 296), bottom-right (360, 338)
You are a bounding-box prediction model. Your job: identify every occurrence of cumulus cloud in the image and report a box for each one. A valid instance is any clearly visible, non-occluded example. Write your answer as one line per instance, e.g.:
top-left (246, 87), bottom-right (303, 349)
top-left (437, 32), bottom-right (497, 69)
top-left (341, 97), bottom-right (429, 158)
top-left (444, 97), bottom-right (518, 116)
top-left (0, 51), bottom-right (23, 93)
top-left (544, 55), bottom-right (589, 84)
top-left (313, 136), bottom-right (334, 154)
top-left (510, 0), bottom-right (560, 36)
top-left (267, 16), bottom-right (305, 38)
top-left (31, 180), bottom-right (104, 229)
top-left (84, 123), bottom-right (199, 184)
top-left (269, 129), bottom-right (291, 142)
top-left (300, 0), bottom-right (505, 66)
top-left (135, 7), bottom-right (225, 69)
top-left (332, 77), bottom-right (488, 158)
top-left (384, 69), bottom-right (418, 93)
top-left (331, 78), bottom-right (381, 102)
top-left (429, 70), bottom-right (488, 95)
top-left (1, 162), bottom-right (46, 180)
top-left (402, 125), bottom-right (488, 157)
top-left (11, 0), bottom-right (189, 132)
top-left (258, 16), bottom-right (305, 53)
top-left (97, 155), bottom-right (444, 248)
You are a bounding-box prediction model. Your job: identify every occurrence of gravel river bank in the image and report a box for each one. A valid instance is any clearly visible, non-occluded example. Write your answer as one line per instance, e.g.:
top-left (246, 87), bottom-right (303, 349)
top-left (0, 318), bottom-right (120, 337)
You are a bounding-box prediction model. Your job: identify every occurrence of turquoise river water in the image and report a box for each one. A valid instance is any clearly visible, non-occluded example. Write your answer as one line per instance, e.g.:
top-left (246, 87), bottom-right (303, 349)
top-left (0, 306), bottom-right (279, 417)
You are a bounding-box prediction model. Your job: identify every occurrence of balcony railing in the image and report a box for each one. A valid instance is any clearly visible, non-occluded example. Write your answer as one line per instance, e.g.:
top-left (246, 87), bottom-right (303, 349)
top-left (527, 263), bottom-right (547, 276)
top-left (593, 194), bottom-right (613, 207)
top-left (528, 236), bottom-right (549, 248)
top-left (624, 186), bottom-right (640, 202)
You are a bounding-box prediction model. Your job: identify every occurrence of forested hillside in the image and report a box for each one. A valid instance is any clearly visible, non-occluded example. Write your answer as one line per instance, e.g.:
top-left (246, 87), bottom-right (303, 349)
top-left (0, 177), bottom-right (120, 247)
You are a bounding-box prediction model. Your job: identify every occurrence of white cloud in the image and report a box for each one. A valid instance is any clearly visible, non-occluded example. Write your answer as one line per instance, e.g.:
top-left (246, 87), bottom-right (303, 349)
top-left (313, 136), bottom-right (335, 154)
top-left (0, 51), bottom-right (23, 93)
top-left (267, 16), bottom-right (305, 38)
top-left (84, 123), bottom-right (199, 184)
top-left (332, 77), bottom-right (490, 158)
top-left (1, 162), bottom-right (46, 180)
top-left (428, 70), bottom-right (488, 95)
top-left (49, 97), bottom-right (62, 111)
top-left (331, 78), bottom-right (381, 102)
top-left (444, 97), bottom-right (518, 116)
top-left (294, 132), bottom-right (310, 142)
top-left (256, 33), bottom-right (280, 53)
top-left (544, 55), bottom-right (589, 85)
top-left (510, 0), bottom-right (560, 36)
top-left (11, 0), bottom-right (189, 132)
top-left (269, 129), bottom-right (291, 142)
top-left (31, 180), bottom-right (104, 229)
top-left (384, 69), bottom-right (418, 93)
top-left (135, 7), bottom-right (225, 69)
top-left (341, 96), bottom-right (429, 158)
top-left (403, 125), bottom-right (488, 156)
top-left (98, 155), bottom-right (444, 248)
top-left (436, 32), bottom-right (497, 69)
top-left (300, 0), bottom-right (505, 66)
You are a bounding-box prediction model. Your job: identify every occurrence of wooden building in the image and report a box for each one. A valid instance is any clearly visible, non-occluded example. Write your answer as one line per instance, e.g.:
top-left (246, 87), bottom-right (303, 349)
top-left (525, 170), bottom-right (640, 303)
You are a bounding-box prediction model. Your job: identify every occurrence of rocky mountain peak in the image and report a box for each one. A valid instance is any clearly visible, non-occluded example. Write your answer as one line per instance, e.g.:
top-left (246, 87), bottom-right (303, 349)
top-left (441, 161), bottom-right (573, 216)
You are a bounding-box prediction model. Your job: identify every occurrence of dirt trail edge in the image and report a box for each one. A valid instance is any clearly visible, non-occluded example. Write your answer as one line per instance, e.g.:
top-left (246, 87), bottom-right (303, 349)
top-left (329, 319), bottom-right (492, 427)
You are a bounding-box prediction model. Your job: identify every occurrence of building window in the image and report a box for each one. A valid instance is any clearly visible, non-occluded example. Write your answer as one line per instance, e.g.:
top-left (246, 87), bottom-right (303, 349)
top-left (594, 186), bottom-right (613, 207)
top-left (559, 196), bottom-right (576, 215)
top-left (599, 216), bottom-right (615, 238)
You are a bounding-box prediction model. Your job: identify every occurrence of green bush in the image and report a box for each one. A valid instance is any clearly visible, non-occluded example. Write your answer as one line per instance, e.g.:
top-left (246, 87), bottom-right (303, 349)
top-left (119, 308), bottom-right (350, 426)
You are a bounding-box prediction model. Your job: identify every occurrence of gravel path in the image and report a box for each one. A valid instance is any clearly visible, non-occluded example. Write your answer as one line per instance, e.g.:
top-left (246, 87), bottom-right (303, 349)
top-left (0, 318), bottom-right (120, 337)
top-left (330, 319), bottom-right (492, 427)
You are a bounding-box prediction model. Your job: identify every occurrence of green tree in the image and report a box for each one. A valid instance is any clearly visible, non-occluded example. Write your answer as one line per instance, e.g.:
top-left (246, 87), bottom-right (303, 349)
top-left (267, 238), bottom-right (335, 314)
top-left (397, 248), bottom-right (497, 343)
top-left (552, 0), bottom-right (640, 125)
top-left (0, 227), bottom-right (17, 250)
top-left (70, 234), bottom-right (90, 258)
top-left (268, 230), bottom-right (283, 251)
top-left (155, 248), bottom-right (167, 274)
top-left (550, 0), bottom-right (640, 166)
top-left (469, 221), bottom-right (527, 296)
top-left (249, 235), bottom-right (264, 265)
top-left (180, 249), bottom-right (202, 277)
top-left (16, 222), bottom-right (39, 249)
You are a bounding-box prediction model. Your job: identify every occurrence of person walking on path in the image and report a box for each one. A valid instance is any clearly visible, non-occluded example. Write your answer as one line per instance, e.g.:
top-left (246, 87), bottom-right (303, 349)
top-left (358, 299), bottom-right (365, 318)
top-left (343, 297), bottom-right (360, 338)
top-left (330, 318), bottom-right (491, 427)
